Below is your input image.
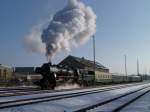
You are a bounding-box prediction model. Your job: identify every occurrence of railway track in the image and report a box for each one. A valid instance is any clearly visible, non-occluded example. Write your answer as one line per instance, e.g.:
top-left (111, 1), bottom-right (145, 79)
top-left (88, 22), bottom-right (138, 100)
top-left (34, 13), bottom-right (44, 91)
top-left (75, 85), bottom-right (150, 112)
top-left (0, 87), bottom-right (39, 91)
top-left (0, 89), bottom-right (52, 97)
top-left (0, 83), bottom-right (149, 109)
top-left (0, 82), bottom-right (146, 97)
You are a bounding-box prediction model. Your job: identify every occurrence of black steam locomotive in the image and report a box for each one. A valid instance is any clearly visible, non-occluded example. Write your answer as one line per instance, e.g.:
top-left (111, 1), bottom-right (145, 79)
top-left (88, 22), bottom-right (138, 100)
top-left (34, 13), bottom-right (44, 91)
top-left (34, 62), bottom-right (142, 90)
top-left (34, 62), bottom-right (79, 90)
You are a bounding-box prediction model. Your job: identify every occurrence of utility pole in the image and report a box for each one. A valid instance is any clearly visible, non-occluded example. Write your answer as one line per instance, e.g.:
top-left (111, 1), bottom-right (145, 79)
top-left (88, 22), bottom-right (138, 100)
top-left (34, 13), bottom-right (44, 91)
top-left (137, 58), bottom-right (139, 76)
top-left (124, 55), bottom-right (127, 77)
top-left (137, 58), bottom-right (143, 81)
top-left (93, 35), bottom-right (96, 84)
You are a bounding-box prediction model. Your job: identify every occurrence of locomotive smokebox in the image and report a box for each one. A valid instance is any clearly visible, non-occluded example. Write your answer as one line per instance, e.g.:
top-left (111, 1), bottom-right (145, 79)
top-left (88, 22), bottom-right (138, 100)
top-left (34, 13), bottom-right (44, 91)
top-left (35, 62), bottom-right (52, 74)
top-left (34, 62), bottom-right (56, 90)
top-left (35, 67), bottom-right (42, 74)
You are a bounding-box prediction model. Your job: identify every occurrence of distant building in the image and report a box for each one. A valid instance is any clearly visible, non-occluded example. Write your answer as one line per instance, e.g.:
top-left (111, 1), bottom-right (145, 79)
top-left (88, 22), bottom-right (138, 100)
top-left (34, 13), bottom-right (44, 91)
top-left (0, 64), bottom-right (13, 81)
top-left (14, 67), bottom-right (42, 82)
top-left (15, 67), bottom-right (35, 74)
top-left (59, 55), bottom-right (109, 73)
top-left (59, 55), bottom-right (110, 84)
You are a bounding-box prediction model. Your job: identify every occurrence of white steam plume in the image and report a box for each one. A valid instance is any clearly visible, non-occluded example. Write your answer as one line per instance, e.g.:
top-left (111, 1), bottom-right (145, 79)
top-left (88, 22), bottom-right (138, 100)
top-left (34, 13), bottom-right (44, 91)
top-left (24, 0), bottom-right (96, 61)
top-left (55, 83), bottom-right (80, 90)
top-left (24, 28), bottom-right (46, 54)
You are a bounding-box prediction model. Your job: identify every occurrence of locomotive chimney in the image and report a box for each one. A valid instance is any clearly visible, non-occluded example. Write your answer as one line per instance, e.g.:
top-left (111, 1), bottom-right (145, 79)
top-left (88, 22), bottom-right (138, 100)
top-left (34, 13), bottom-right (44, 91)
top-left (47, 56), bottom-right (52, 63)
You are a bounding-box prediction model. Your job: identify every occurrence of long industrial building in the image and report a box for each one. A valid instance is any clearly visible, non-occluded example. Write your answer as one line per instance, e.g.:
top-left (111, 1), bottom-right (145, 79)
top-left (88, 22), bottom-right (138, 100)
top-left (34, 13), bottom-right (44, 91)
top-left (0, 55), bottom-right (110, 84)
top-left (59, 55), bottom-right (111, 84)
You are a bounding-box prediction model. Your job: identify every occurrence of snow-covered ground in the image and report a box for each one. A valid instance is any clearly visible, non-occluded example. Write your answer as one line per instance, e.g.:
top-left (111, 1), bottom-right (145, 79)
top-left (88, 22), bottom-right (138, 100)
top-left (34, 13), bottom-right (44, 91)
top-left (120, 91), bottom-right (150, 112)
top-left (0, 83), bottom-right (139, 103)
top-left (0, 83), bottom-right (149, 112)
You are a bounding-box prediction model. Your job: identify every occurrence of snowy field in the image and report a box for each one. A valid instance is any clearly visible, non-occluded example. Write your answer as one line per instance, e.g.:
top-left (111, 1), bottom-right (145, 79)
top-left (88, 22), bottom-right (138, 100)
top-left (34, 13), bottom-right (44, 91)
top-left (0, 83), bottom-right (149, 112)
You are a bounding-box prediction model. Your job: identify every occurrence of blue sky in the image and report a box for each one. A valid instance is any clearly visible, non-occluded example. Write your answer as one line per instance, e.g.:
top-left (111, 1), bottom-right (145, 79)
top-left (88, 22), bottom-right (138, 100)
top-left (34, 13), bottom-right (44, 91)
top-left (0, 0), bottom-right (150, 74)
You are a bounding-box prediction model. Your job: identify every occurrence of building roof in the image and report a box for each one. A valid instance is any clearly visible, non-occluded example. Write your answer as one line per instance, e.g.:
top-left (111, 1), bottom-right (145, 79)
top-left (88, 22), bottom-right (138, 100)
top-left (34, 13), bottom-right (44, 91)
top-left (14, 67), bottom-right (35, 73)
top-left (59, 55), bottom-right (109, 70)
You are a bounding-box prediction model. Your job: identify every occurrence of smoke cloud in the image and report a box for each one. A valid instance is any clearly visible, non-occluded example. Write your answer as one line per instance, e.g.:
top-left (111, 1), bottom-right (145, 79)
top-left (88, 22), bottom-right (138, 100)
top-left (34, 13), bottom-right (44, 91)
top-left (24, 28), bottom-right (46, 54)
top-left (55, 83), bottom-right (80, 90)
top-left (24, 0), bottom-right (96, 60)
